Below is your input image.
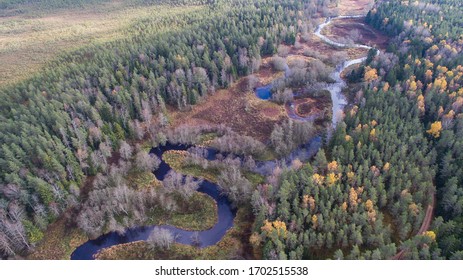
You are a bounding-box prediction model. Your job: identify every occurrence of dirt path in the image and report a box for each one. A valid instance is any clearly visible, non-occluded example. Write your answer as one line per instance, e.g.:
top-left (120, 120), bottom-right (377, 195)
top-left (392, 193), bottom-right (436, 260)
top-left (327, 0), bottom-right (437, 260)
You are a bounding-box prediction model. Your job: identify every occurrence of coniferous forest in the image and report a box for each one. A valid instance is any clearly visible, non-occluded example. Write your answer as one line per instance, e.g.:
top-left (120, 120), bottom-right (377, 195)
top-left (1, 0), bottom-right (463, 260)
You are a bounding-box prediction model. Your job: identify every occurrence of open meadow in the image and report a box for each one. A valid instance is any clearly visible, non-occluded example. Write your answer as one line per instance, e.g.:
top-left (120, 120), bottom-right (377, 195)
top-left (0, 1), bottom-right (204, 86)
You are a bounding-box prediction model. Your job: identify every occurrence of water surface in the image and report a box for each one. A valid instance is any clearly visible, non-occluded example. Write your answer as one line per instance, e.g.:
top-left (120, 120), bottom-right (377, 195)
top-left (71, 143), bottom-right (235, 260)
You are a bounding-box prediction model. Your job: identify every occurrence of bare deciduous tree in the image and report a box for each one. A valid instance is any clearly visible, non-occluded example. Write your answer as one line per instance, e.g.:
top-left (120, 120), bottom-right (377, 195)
top-left (277, 45), bottom-right (290, 57)
top-left (210, 133), bottom-right (265, 157)
top-left (135, 151), bottom-right (160, 172)
top-left (272, 56), bottom-right (288, 71)
top-left (272, 88), bottom-right (294, 104)
top-left (0, 208), bottom-right (30, 257)
top-left (271, 120), bottom-right (315, 156)
top-left (217, 165), bottom-right (251, 206)
top-left (163, 171), bottom-right (201, 200)
top-left (147, 228), bottom-right (175, 249)
top-left (119, 140), bottom-right (133, 161)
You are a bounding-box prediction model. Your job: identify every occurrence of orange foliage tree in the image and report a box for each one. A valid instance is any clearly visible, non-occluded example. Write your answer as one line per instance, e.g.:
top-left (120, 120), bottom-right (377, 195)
top-left (426, 121), bottom-right (442, 138)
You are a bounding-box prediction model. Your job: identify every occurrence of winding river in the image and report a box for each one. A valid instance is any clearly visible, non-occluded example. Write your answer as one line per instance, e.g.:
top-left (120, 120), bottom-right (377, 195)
top-left (71, 15), bottom-right (378, 260)
top-left (258, 16), bottom-right (379, 126)
top-left (315, 16), bottom-right (380, 126)
top-left (71, 143), bottom-right (235, 260)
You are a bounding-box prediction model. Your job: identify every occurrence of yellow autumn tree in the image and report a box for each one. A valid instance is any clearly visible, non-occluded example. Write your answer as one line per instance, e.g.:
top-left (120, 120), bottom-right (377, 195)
top-left (349, 187), bottom-right (358, 208)
top-left (327, 161), bottom-right (338, 172)
top-left (261, 220), bottom-right (273, 233)
top-left (302, 195), bottom-right (316, 210)
top-left (261, 220), bottom-right (287, 238)
top-left (369, 128), bottom-right (377, 141)
top-left (302, 195), bottom-right (309, 209)
top-left (427, 121), bottom-right (442, 138)
top-left (365, 199), bottom-right (374, 211)
top-left (382, 82), bottom-right (390, 92)
top-left (364, 67), bottom-right (378, 82)
top-left (311, 214), bottom-right (318, 229)
top-left (383, 162), bottom-right (390, 172)
top-left (365, 199), bottom-right (377, 222)
top-left (425, 59), bottom-right (434, 68)
top-left (424, 231), bottom-right (436, 241)
top-left (308, 196), bottom-right (315, 211)
top-left (409, 203), bottom-right (420, 216)
top-left (312, 173), bottom-right (325, 186)
top-left (370, 165), bottom-right (380, 177)
top-left (326, 173), bottom-right (339, 186)
top-left (272, 220), bottom-right (287, 238)
top-left (437, 65), bottom-right (448, 74)
top-left (424, 36), bottom-right (433, 44)
top-left (367, 209), bottom-right (377, 222)
top-left (341, 202), bottom-right (348, 212)
top-left (417, 94), bottom-right (425, 114)
top-left (425, 69), bottom-right (433, 81)
top-left (433, 77), bottom-right (448, 91)
top-left (409, 80), bottom-right (417, 91)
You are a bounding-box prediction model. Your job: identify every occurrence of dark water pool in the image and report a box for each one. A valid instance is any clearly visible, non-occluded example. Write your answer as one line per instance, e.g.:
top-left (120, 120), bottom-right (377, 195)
top-left (70, 143), bottom-right (235, 260)
top-left (255, 85), bottom-right (272, 100)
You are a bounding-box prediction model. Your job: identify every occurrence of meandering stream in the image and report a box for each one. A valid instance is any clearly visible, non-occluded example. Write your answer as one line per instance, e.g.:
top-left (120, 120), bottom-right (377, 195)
top-left (71, 143), bottom-right (235, 260)
top-left (258, 15), bottom-right (379, 126)
top-left (71, 15), bottom-right (378, 260)
top-left (315, 16), bottom-right (380, 126)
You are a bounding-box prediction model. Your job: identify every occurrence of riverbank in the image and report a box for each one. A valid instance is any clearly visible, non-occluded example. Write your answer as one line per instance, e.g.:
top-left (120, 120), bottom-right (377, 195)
top-left (28, 157), bottom-right (220, 260)
top-left (28, 190), bottom-right (218, 260)
top-left (94, 206), bottom-right (253, 260)
top-left (162, 150), bottom-right (265, 186)
top-left (27, 217), bottom-right (88, 260)
top-left (320, 17), bottom-right (389, 50)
